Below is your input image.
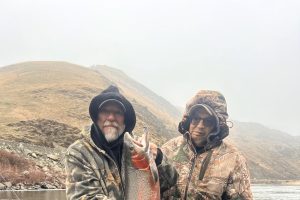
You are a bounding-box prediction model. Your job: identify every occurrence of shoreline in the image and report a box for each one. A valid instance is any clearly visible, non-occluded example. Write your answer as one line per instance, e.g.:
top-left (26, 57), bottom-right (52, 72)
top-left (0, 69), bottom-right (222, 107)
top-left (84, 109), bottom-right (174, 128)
top-left (0, 189), bottom-right (65, 192)
top-left (1, 181), bottom-right (300, 192)
top-left (251, 180), bottom-right (300, 186)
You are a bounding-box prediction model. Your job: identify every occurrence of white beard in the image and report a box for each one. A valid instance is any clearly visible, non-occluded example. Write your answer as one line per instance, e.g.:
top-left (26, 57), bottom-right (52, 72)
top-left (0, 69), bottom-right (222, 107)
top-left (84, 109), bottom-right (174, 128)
top-left (103, 125), bottom-right (125, 142)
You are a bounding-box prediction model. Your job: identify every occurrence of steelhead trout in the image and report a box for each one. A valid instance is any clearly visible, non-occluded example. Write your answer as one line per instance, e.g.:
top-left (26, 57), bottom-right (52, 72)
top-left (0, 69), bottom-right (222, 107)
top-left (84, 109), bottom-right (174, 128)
top-left (122, 128), bottom-right (160, 200)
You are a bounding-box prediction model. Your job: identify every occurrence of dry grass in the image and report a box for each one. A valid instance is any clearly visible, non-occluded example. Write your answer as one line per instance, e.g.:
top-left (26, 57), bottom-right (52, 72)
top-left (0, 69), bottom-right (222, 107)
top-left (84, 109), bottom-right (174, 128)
top-left (0, 150), bottom-right (30, 168)
top-left (7, 119), bottom-right (83, 148)
top-left (0, 150), bottom-right (52, 185)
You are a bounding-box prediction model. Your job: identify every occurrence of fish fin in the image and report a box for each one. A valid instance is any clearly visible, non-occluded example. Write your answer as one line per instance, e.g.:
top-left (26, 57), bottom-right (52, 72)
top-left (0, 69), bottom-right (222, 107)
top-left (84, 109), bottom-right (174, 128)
top-left (142, 126), bottom-right (150, 153)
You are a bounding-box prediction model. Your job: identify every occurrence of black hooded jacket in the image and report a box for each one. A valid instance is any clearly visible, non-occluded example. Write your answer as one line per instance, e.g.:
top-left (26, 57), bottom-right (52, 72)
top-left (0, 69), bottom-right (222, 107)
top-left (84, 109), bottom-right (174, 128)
top-left (89, 85), bottom-right (136, 169)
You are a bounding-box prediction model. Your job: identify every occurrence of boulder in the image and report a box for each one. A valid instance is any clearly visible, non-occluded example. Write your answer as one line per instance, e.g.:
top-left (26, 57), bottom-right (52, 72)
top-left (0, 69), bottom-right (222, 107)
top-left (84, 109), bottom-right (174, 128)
top-left (24, 149), bottom-right (32, 155)
top-left (42, 166), bottom-right (49, 172)
top-left (36, 163), bottom-right (44, 168)
top-left (30, 152), bottom-right (37, 158)
top-left (18, 143), bottom-right (25, 152)
top-left (47, 154), bottom-right (60, 161)
top-left (0, 183), bottom-right (6, 190)
top-left (41, 183), bottom-right (56, 189)
top-left (47, 184), bottom-right (57, 189)
top-left (22, 170), bottom-right (30, 176)
top-left (4, 182), bottom-right (12, 188)
top-left (16, 183), bottom-right (25, 190)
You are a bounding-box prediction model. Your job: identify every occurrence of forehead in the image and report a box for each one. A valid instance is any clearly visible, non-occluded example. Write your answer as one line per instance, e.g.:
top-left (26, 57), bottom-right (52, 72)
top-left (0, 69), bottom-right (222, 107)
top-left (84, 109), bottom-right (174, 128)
top-left (100, 101), bottom-right (124, 111)
top-left (190, 106), bottom-right (212, 118)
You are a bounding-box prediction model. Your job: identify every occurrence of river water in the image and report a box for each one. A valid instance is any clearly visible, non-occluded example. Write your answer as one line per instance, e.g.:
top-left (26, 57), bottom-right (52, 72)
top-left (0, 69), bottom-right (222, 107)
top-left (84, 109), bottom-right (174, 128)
top-left (0, 185), bottom-right (299, 200)
top-left (251, 184), bottom-right (300, 200)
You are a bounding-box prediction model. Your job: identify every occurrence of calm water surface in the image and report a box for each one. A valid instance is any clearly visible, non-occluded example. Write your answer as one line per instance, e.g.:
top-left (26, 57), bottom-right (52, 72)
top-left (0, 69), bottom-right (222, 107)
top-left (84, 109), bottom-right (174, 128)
top-left (252, 184), bottom-right (300, 200)
top-left (0, 185), bottom-right (299, 200)
top-left (0, 189), bottom-right (66, 200)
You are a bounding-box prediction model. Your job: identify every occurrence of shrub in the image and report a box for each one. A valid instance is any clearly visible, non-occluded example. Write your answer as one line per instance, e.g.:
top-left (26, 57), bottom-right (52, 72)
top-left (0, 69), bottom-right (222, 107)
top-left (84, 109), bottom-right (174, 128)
top-left (0, 150), bottom-right (51, 185)
top-left (0, 150), bottom-right (31, 169)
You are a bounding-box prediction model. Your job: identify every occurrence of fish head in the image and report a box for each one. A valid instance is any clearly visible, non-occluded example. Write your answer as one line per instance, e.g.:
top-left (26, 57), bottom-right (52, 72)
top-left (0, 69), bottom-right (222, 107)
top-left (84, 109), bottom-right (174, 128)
top-left (124, 132), bottom-right (150, 169)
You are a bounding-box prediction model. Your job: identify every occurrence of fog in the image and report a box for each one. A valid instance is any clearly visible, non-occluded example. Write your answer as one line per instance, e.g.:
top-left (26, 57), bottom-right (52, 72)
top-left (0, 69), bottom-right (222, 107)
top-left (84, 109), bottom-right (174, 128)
top-left (0, 0), bottom-right (299, 135)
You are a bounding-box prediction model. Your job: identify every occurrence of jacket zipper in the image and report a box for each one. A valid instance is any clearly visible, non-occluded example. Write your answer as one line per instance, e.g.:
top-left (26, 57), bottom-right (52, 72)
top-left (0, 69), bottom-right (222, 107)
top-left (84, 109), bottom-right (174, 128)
top-left (183, 153), bottom-right (197, 200)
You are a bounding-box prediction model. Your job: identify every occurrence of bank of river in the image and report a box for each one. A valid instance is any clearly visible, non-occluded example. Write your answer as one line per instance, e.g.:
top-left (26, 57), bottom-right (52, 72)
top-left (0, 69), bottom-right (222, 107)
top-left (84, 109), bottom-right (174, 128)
top-left (0, 185), bottom-right (299, 200)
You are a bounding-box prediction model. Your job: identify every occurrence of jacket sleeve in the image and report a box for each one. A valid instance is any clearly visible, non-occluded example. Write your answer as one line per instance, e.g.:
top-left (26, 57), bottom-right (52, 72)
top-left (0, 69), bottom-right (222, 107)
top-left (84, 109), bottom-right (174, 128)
top-left (65, 149), bottom-right (115, 200)
top-left (224, 154), bottom-right (253, 200)
top-left (156, 150), bottom-right (179, 193)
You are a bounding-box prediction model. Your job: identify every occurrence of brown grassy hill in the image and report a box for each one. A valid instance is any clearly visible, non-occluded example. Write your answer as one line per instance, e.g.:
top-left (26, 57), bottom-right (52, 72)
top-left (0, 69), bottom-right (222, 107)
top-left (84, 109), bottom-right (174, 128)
top-left (91, 65), bottom-right (181, 127)
top-left (227, 121), bottom-right (300, 180)
top-left (91, 65), bottom-right (181, 139)
top-left (1, 61), bottom-right (299, 181)
top-left (0, 61), bottom-right (178, 147)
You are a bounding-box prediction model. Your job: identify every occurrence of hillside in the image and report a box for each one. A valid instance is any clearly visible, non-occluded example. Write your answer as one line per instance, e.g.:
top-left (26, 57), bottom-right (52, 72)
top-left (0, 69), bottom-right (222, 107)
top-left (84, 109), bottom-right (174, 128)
top-left (228, 122), bottom-right (300, 180)
top-left (0, 61), bottom-right (179, 148)
top-left (91, 65), bottom-right (181, 124)
top-left (0, 61), bottom-right (300, 184)
top-left (91, 65), bottom-right (181, 138)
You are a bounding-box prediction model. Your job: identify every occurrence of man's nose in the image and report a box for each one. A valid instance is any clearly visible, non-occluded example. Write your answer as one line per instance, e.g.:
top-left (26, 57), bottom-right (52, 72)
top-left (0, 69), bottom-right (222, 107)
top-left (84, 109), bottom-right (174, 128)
top-left (106, 113), bottom-right (116, 121)
top-left (196, 119), bottom-right (205, 128)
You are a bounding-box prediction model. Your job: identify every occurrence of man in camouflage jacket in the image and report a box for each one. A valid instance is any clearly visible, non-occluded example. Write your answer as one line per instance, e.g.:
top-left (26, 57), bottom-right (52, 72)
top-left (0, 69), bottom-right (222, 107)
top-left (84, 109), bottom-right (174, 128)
top-left (161, 90), bottom-right (253, 200)
top-left (65, 85), bottom-right (178, 200)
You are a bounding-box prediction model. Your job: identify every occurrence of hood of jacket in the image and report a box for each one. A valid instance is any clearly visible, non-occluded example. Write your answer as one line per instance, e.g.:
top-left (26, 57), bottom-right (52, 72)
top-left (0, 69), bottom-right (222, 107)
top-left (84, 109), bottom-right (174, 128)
top-left (178, 90), bottom-right (229, 153)
top-left (87, 85), bottom-right (136, 167)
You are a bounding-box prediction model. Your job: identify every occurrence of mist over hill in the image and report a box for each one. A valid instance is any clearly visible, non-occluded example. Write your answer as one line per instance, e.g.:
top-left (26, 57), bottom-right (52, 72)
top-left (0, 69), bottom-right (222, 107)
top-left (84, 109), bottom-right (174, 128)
top-left (0, 61), bottom-right (299, 181)
top-left (228, 121), bottom-right (300, 180)
top-left (0, 61), bottom-right (178, 146)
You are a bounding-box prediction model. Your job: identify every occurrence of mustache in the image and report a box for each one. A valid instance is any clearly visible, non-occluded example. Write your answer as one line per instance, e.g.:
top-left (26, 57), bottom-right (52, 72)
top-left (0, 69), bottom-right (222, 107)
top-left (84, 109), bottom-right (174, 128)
top-left (103, 121), bottom-right (119, 128)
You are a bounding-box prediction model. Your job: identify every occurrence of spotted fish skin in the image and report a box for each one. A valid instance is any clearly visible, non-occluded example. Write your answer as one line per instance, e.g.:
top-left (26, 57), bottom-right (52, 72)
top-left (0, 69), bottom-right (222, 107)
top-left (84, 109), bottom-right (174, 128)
top-left (122, 132), bottom-right (160, 200)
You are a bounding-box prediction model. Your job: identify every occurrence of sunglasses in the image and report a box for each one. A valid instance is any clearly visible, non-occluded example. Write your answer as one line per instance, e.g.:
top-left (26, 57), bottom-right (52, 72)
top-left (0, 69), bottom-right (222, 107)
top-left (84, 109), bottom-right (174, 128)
top-left (190, 116), bottom-right (216, 127)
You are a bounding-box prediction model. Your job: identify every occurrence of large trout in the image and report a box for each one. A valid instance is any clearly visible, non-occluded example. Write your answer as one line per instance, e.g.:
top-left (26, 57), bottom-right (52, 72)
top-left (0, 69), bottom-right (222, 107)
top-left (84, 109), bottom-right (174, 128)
top-left (122, 128), bottom-right (160, 200)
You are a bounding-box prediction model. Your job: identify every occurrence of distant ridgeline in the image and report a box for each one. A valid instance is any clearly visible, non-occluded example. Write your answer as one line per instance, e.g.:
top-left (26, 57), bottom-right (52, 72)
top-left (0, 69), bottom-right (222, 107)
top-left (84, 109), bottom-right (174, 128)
top-left (0, 61), bottom-right (299, 187)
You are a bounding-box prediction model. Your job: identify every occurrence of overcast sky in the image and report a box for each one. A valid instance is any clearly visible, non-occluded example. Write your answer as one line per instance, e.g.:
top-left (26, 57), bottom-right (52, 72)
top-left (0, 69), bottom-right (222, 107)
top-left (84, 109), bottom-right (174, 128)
top-left (1, 0), bottom-right (300, 135)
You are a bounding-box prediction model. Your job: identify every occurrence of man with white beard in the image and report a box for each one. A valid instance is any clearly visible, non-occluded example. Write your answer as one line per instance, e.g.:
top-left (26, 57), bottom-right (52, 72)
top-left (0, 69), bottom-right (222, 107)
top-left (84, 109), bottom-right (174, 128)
top-left (65, 85), bottom-right (178, 200)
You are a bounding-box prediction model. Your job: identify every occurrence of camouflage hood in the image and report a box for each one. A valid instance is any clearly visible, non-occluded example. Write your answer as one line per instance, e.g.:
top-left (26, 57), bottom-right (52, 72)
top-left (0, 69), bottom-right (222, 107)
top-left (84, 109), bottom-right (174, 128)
top-left (178, 90), bottom-right (229, 151)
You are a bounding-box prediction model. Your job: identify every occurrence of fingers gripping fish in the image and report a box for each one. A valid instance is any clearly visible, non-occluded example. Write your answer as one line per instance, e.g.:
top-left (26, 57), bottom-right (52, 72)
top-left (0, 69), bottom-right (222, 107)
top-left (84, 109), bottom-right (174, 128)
top-left (122, 127), bottom-right (160, 200)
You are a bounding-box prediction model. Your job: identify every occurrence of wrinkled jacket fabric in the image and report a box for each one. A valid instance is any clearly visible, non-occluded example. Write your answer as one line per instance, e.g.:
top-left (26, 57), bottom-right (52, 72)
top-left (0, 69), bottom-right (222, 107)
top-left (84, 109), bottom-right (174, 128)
top-left (161, 136), bottom-right (252, 200)
top-left (65, 127), bottom-right (178, 200)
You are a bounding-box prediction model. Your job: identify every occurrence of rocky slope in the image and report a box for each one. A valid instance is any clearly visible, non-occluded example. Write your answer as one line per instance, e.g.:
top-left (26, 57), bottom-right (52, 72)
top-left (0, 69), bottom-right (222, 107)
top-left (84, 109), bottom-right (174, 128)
top-left (0, 61), bottom-right (299, 190)
top-left (0, 61), bottom-right (178, 146)
top-left (228, 121), bottom-right (300, 180)
top-left (0, 139), bottom-right (65, 190)
top-left (0, 61), bottom-right (180, 189)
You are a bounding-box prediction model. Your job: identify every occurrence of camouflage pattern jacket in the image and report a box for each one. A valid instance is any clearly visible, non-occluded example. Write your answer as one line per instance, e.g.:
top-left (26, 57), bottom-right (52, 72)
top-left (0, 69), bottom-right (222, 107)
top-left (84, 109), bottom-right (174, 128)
top-left (161, 136), bottom-right (253, 200)
top-left (65, 129), bottom-right (178, 200)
